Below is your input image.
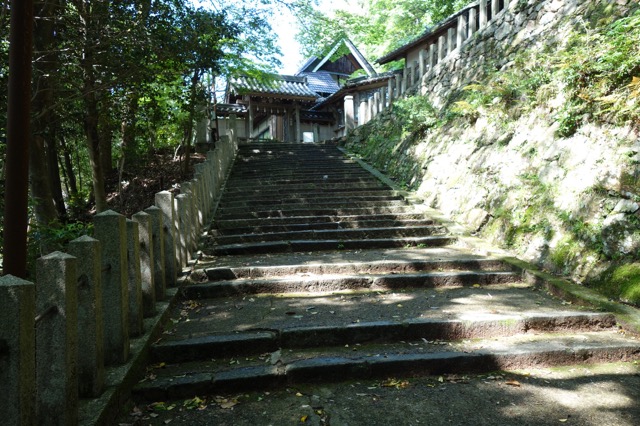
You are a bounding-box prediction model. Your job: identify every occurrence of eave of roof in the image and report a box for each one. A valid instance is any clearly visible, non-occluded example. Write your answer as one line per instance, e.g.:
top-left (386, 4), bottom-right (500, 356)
top-left (376, 1), bottom-right (479, 65)
top-left (230, 75), bottom-right (319, 100)
top-left (312, 71), bottom-right (397, 109)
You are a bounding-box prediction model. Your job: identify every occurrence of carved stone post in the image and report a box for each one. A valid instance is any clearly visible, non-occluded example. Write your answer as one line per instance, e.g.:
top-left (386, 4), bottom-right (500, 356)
top-left (0, 275), bottom-right (36, 425)
top-left (36, 252), bottom-right (78, 425)
top-left (68, 236), bottom-right (105, 397)
top-left (93, 210), bottom-right (129, 364)
top-left (469, 8), bottom-right (478, 36)
top-left (447, 27), bottom-right (456, 55)
top-left (344, 95), bottom-right (355, 132)
top-left (480, 0), bottom-right (488, 28)
top-left (457, 14), bottom-right (467, 47)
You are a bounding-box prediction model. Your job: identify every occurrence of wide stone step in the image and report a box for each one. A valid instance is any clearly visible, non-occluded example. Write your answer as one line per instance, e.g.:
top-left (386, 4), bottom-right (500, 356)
top-left (216, 200), bottom-right (409, 216)
top-left (212, 213), bottom-right (435, 229)
top-left (204, 235), bottom-right (456, 256)
top-left (192, 257), bottom-right (510, 282)
top-left (219, 188), bottom-right (395, 202)
top-left (228, 166), bottom-right (370, 177)
top-left (151, 312), bottom-right (617, 363)
top-left (210, 219), bottom-right (438, 236)
top-left (134, 331), bottom-right (639, 400)
top-left (218, 194), bottom-right (405, 209)
top-left (223, 177), bottom-right (384, 191)
top-left (208, 225), bottom-right (447, 246)
top-left (182, 270), bottom-right (519, 298)
top-left (215, 206), bottom-right (420, 220)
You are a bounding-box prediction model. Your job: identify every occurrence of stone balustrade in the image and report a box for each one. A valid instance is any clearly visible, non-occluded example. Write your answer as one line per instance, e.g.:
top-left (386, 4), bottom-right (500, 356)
top-left (346, 0), bottom-right (509, 127)
top-left (0, 131), bottom-right (238, 425)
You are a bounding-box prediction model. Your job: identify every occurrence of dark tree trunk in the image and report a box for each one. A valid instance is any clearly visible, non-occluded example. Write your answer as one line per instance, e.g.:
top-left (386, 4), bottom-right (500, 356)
top-left (3, 0), bottom-right (34, 278)
top-left (29, 0), bottom-right (61, 226)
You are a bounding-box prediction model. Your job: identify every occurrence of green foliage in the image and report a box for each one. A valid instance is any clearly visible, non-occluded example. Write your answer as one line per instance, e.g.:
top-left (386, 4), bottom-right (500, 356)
top-left (556, 10), bottom-right (640, 133)
top-left (27, 221), bottom-right (94, 276)
top-left (392, 96), bottom-right (439, 136)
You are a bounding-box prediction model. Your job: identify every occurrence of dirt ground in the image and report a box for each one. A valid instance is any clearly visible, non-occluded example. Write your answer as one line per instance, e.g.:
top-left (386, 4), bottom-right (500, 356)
top-left (118, 361), bottom-right (640, 426)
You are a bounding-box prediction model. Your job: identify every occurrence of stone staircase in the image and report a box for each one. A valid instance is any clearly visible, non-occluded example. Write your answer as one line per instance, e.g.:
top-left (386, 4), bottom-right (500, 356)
top-left (132, 143), bottom-right (639, 403)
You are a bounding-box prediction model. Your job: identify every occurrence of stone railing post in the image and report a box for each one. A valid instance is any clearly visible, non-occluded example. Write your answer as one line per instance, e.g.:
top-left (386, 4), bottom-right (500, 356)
top-left (67, 236), bottom-right (105, 398)
top-left (429, 43), bottom-right (437, 68)
top-left (387, 76), bottom-right (395, 105)
top-left (344, 95), bottom-right (355, 132)
top-left (492, 0), bottom-right (500, 17)
top-left (36, 252), bottom-right (78, 425)
top-left (94, 210), bottom-right (129, 364)
top-left (155, 191), bottom-right (178, 285)
top-left (480, 0), bottom-right (488, 28)
top-left (0, 275), bottom-right (36, 425)
top-left (469, 7), bottom-right (478, 36)
top-left (176, 193), bottom-right (190, 267)
top-left (457, 13), bottom-right (467, 47)
top-left (438, 34), bottom-right (446, 61)
top-left (144, 206), bottom-right (166, 300)
top-left (358, 98), bottom-right (367, 125)
top-left (401, 67), bottom-right (408, 95)
top-left (380, 87), bottom-right (387, 111)
top-left (132, 211), bottom-right (156, 317)
top-left (126, 219), bottom-right (143, 336)
top-left (419, 50), bottom-right (426, 80)
top-left (395, 75), bottom-right (402, 99)
top-left (191, 177), bottom-right (204, 231)
top-left (194, 164), bottom-right (209, 223)
top-left (372, 91), bottom-right (380, 118)
top-left (206, 151), bottom-right (218, 213)
top-left (447, 27), bottom-right (456, 55)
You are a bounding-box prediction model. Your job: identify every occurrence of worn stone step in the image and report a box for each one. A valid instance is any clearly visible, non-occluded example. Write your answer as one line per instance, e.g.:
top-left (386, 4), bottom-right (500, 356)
top-left (134, 331), bottom-right (639, 400)
top-left (219, 189), bottom-right (396, 204)
top-left (204, 235), bottom-right (456, 256)
top-left (219, 194), bottom-right (405, 209)
top-left (228, 166), bottom-right (370, 177)
top-left (210, 219), bottom-right (438, 236)
top-left (223, 177), bottom-right (384, 191)
top-left (212, 213), bottom-right (436, 229)
top-left (208, 225), bottom-right (448, 246)
top-left (192, 256), bottom-right (510, 282)
top-left (150, 312), bottom-right (617, 363)
top-left (215, 206), bottom-right (420, 220)
top-left (183, 269), bottom-right (519, 298)
top-left (216, 200), bottom-right (409, 217)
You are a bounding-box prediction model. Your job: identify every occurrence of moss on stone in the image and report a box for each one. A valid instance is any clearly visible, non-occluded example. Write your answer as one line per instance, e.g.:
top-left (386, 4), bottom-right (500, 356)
top-left (597, 263), bottom-right (640, 306)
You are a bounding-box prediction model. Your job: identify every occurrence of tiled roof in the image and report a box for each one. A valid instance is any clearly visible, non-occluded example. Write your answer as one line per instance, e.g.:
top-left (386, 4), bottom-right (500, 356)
top-left (230, 75), bottom-right (318, 99)
top-left (298, 71), bottom-right (341, 95)
top-left (215, 103), bottom-right (247, 115)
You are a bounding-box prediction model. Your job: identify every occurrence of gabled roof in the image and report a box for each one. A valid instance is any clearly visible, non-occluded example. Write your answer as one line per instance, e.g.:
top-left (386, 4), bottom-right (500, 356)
top-left (297, 71), bottom-right (341, 95)
top-left (229, 75), bottom-right (318, 100)
top-left (296, 38), bottom-right (377, 77)
top-left (376, 2), bottom-right (478, 65)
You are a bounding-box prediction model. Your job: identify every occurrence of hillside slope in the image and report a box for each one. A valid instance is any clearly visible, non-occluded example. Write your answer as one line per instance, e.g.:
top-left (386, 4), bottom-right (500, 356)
top-left (343, 0), bottom-right (640, 305)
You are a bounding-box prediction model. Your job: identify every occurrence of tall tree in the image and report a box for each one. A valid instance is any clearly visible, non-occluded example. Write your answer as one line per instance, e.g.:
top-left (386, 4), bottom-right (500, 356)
top-left (3, 0), bottom-right (34, 277)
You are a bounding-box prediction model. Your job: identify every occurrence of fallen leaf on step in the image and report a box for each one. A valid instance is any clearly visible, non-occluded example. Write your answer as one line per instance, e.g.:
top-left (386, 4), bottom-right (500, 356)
top-left (214, 396), bottom-right (239, 409)
top-left (301, 415), bottom-right (308, 422)
top-left (505, 380), bottom-right (521, 387)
